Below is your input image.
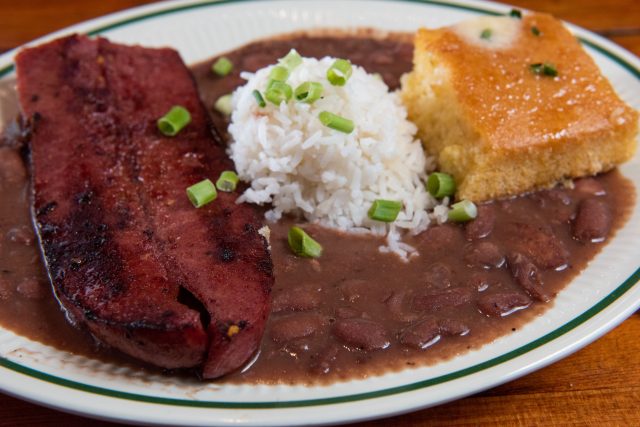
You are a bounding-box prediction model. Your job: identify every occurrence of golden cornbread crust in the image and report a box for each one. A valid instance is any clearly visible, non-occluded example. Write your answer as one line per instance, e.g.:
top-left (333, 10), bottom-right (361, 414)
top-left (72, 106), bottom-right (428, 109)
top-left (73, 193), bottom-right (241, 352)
top-left (402, 13), bottom-right (638, 202)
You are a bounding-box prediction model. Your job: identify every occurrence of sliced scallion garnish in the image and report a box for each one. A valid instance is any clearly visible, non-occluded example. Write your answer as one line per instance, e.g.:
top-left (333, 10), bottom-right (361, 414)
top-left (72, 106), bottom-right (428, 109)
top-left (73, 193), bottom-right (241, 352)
top-left (368, 199), bottom-right (402, 222)
top-left (294, 81), bottom-right (323, 104)
top-left (530, 62), bottom-right (558, 77)
top-left (531, 26), bottom-right (541, 36)
top-left (265, 81), bottom-right (293, 105)
top-left (448, 200), bottom-right (477, 222)
top-left (326, 59), bottom-right (353, 86)
top-left (252, 89), bottom-right (266, 107)
top-left (186, 179), bottom-right (217, 208)
top-left (214, 94), bottom-right (233, 115)
top-left (278, 49), bottom-right (302, 71)
top-left (216, 171), bottom-right (239, 192)
top-left (288, 226), bottom-right (323, 258)
top-left (269, 65), bottom-right (290, 82)
top-left (157, 105), bottom-right (191, 136)
top-left (211, 57), bottom-right (233, 76)
top-left (318, 111), bottom-right (354, 133)
top-left (509, 9), bottom-right (522, 19)
top-left (427, 172), bottom-right (456, 198)
top-left (480, 28), bottom-right (492, 40)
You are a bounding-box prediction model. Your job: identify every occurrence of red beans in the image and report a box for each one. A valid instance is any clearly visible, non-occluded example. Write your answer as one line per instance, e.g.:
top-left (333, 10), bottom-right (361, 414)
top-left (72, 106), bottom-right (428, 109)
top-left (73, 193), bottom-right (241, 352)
top-left (507, 253), bottom-right (550, 302)
top-left (573, 198), bottom-right (611, 243)
top-left (419, 224), bottom-right (463, 252)
top-left (332, 318), bottom-right (390, 351)
top-left (464, 242), bottom-right (505, 269)
top-left (399, 317), bottom-right (470, 350)
top-left (574, 178), bottom-right (606, 197)
top-left (464, 204), bottom-right (495, 240)
top-left (506, 223), bottom-right (568, 270)
top-left (423, 262), bottom-right (452, 289)
top-left (270, 313), bottom-right (325, 343)
top-left (398, 317), bottom-right (440, 349)
top-left (412, 288), bottom-right (473, 311)
top-left (477, 292), bottom-right (532, 317)
top-left (272, 285), bottom-right (321, 313)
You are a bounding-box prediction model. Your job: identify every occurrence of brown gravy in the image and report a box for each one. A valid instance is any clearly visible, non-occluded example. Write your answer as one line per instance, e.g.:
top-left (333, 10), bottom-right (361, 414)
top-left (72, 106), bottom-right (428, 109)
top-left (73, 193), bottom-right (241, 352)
top-left (0, 33), bottom-right (635, 384)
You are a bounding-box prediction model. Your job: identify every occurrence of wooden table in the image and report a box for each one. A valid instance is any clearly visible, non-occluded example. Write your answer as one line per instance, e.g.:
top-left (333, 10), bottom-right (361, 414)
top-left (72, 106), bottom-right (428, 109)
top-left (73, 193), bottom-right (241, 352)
top-left (0, 0), bottom-right (638, 425)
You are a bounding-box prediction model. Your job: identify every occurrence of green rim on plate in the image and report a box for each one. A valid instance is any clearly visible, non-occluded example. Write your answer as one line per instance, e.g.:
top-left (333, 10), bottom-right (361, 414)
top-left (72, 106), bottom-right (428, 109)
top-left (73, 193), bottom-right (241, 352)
top-left (0, 0), bottom-right (638, 410)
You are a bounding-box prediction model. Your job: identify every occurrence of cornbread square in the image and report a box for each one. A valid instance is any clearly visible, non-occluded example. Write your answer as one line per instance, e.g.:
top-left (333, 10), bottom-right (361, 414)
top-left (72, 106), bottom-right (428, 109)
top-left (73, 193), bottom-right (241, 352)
top-left (402, 13), bottom-right (638, 202)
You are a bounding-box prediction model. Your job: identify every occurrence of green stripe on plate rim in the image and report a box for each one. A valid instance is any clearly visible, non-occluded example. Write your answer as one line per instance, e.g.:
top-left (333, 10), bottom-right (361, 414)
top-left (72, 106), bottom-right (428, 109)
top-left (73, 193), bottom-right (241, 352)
top-left (0, 0), bottom-right (639, 409)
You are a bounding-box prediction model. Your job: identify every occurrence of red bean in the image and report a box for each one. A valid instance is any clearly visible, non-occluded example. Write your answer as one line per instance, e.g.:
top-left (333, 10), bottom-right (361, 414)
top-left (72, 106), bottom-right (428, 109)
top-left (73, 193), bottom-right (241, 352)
top-left (573, 198), bottom-right (611, 243)
top-left (332, 318), bottom-right (390, 351)
top-left (477, 292), bottom-right (532, 317)
top-left (465, 204), bottom-right (495, 240)
top-left (398, 317), bottom-right (440, 349)
top-left (507, 253), bottom-right (550, 302)
top-left (419, 224), bottom-right (463, 252)
top-left (438, 318), bottom-right (470, 336)
top-left (412, 288), bottom-right (473, 311)
top-left (506, 223), bottom-right (568, 270)
top-left (574, 178), bottom-right (606, 197)
top-left (423, 262), bottom-right (452, 289)
top-left (272, 285), bottom-right (321, 313)
top-left (464, 242), bottom-right (505, 269)
top-left (270, 313), bottom-right (325, 343)
top-left (384, 291), bottom-right (420, 322)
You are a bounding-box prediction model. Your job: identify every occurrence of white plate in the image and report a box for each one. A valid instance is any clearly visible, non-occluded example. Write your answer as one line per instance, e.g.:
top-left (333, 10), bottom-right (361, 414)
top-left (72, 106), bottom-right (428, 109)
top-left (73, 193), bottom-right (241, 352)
top-left (0, 1), bottom-right (639, 426)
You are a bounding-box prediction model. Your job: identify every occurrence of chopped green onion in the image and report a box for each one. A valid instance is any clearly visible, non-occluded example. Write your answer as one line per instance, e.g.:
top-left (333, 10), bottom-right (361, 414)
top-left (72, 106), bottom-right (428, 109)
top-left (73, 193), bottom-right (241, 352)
top-left (157, 105), bottom-right (191, 136)
top-left (252, 89), bottom-right (266, 107)
top-left (448, 200), bottom-right (477, 223)
top-left (269, 65), bottom-right (290, 82)
top-left (278, 49), bottom-right (302, 71)
top-left (265, 81), bottom-right (293, 105)
top-left (288, 226), bottom-right (323, 258)
top-left (326, 58), bottom-right (353, 86)
top-left (368, 199), bottom-right (402, 222)
top-left (531, 26), bottom-right (541, 36)
top-left (214, 94), bottom-right (233, 115)
top-left (480, 28), bottom-right (492, 40)
top-left (216, 171), bottom-right (239, 192)
top-left (318, 111), bottom-right (354, 134)
top-left (530, 62), bottom-right (558, 77)
top-left (186, 179), bottom-right (217, 208)
top-left (509, 9), bottom-right (522, 19)
top-left (211, 57), bottom-right (233, 76)
top-left (427, 172), bottom-right (456, 198)
top-left (294, 81), bottom-right (323, 103)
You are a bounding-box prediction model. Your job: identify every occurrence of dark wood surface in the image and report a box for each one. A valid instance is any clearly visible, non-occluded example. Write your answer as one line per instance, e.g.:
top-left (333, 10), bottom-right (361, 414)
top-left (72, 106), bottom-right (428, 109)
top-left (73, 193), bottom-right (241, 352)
top-left (0, 0), bottom-right (638, 425)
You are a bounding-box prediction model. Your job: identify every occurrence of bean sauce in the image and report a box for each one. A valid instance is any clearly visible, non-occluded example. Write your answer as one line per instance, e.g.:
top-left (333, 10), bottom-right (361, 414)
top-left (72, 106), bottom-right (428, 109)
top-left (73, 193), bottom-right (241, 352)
top-left (0, 31), bottom-right (635, 384)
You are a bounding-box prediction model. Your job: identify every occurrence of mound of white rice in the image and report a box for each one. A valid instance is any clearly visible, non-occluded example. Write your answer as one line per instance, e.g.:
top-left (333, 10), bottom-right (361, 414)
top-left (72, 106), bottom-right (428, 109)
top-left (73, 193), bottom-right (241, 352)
top-left (228, 55), bottom-right (448, 259)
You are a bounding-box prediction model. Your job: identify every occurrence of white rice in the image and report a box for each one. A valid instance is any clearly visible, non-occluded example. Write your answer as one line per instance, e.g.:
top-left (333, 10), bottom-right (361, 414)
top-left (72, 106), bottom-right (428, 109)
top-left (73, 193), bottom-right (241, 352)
top-left (227, 56), bottom-right (449, 259)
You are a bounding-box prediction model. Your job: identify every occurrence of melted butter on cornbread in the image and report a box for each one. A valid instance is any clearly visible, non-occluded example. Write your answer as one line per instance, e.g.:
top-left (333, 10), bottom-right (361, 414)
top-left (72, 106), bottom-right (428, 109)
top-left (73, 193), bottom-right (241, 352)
top-left (453, 16), bottom-right (521, 49)
top-left (402, 13), bottom-right (638, 202)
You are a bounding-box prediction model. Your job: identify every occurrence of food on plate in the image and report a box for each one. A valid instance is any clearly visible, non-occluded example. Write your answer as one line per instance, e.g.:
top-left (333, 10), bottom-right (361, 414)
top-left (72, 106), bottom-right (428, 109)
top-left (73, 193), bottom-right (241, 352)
top-left (0, 11), bottom-right (636, 383)
top-left (402, 12), bottom-right (638, 202)
top-left (227, 51), bottom-right (436, 258)
top-left (14, 35), bottom-right (273, 378)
